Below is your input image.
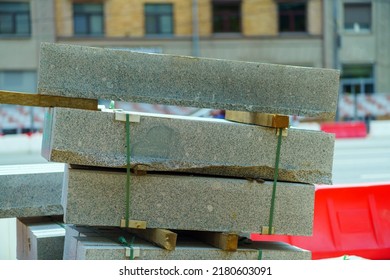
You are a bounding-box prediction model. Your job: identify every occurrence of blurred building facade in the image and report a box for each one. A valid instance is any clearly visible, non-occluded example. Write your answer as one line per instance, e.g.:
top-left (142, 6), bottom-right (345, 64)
top-left (54, 0), bottom-right (324, 67)
top-left (0, 0), bottom-right (390, 133)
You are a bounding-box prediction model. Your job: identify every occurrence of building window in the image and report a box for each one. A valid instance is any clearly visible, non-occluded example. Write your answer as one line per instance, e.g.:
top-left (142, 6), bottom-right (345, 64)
top-left (0, 71), bottom-right (37, 92)
top-left (0, 2), bottom-right (30, 36)
top-left (341, 65), bottom-right (374, 94)
top-left (73, 3), bottom-right (104, 36)
top-left (344, 3), bottom-right (371, 32)
top-left (145, 4), bottom-right (173, 35)
top-left (212, 0), bottom-right (241, 33)
top-left (278, 2), bottom-right (306, 32)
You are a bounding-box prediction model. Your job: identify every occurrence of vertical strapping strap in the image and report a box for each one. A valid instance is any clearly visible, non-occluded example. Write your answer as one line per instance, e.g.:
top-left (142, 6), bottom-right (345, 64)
top-left (125, 114), bottom-right (131, 228)
top-left (267, 128), bottom-right (283, 234)
top-left (257, 249), bottom-right (263, 260)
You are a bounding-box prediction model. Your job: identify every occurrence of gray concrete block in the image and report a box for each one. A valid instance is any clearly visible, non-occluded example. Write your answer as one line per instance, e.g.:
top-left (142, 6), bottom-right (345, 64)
top-left (17, 217), bottom-right (65, 260)
top-left (66, 226), bottom-right (311, 260)
top-left (63, 225), bottom-right (128, 260)
top-left (38, 43), bottom-right (339, 119)
top-left (0, 164), bottom-right (65, 218)
top-left (63, 168), bottom-right (314, 236)
top-left (43, 108), bottom-right (335, 185)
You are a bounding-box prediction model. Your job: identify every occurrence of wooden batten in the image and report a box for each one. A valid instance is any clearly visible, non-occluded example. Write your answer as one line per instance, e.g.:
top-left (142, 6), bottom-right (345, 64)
top-left (126, 228), bottom-right (177, 251)
top-left (225, 111), bottom-right (289, 129)
top-left (188, 231), bottom-right (239, 251)
top-left (0, 90), bottom-right (98, 110)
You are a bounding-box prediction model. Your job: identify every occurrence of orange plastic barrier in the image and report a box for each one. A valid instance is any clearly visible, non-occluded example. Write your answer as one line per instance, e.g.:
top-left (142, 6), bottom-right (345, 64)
top-left (320, 121), bottom-right (367, 138)
top-left (251, 183), bottom-right (390, 260)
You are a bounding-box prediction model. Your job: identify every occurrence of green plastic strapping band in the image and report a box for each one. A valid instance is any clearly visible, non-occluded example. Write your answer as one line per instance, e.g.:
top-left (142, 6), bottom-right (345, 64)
top-left (125, 114), bottom-right (131, 228)
top-left (267, 128), bottom-right (283, 234)
top-left (119, 236), bottom-right (135, 260)
top-left (258, 250), bottom-right (263, 260)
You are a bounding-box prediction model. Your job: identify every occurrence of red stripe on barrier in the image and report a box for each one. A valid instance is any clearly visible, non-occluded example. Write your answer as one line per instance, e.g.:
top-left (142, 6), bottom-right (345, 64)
top-left (320, 121), bottom-right (367, 138)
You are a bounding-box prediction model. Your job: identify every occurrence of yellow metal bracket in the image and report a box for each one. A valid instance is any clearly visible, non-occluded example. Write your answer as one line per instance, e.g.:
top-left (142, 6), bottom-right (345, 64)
top-left (261, 226), bottom-right (275, 235)
top-left (125, 247), bottom-right (140, 258)
top-left (276, 128), bottom-right (288, 137)
top-left (120, 219), bottom-right (147, 229)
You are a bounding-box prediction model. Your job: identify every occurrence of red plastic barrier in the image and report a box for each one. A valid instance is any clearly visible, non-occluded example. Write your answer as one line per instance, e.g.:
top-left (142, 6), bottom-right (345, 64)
top-left (251, 183), bottom-right (390, 260)
top-left (320, 121), bottom-right (367, 138)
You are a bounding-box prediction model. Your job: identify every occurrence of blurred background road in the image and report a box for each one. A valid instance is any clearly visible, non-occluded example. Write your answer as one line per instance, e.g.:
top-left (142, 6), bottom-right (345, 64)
top-left (332, 127), bottom-right (390, 184)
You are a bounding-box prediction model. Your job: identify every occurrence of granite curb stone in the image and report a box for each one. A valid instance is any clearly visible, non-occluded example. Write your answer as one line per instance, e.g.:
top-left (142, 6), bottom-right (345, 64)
top-left (63, 168), bottom-right (315, 236)
top-left (38, 43), bottom-right (340, 119)
top-left (0, 164), bottom-right (65, 218)
top-left (43, 108), bottom-right (335, 185)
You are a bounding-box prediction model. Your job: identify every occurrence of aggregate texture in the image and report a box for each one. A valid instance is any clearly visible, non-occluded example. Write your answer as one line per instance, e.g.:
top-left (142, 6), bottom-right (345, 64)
top-left (42, 108), bottom-right (335, 185)
top-left (0, 164), bottom-right (65, 218)
top-left (63, 168), bottom-right (315, 236)
top-left (38, 43), bottom-right (340, 119)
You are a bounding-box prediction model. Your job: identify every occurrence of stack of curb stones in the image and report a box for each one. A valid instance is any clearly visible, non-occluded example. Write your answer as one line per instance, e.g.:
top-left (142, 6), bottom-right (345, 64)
top-left (13, 42), bottom-right (340, 260)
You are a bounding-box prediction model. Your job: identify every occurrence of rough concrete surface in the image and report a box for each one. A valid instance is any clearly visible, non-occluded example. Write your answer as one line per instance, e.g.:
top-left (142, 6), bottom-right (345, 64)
top-left (63, 168), bottom-right (314, 236)
top-left (43, 108), bottom-right (335, 185)
top-left (38, 43), bottom-right (339, 119)
top-left (0, 164), bottom-right (65, 218)
top-left (65, 225), bottom-right (311, 260)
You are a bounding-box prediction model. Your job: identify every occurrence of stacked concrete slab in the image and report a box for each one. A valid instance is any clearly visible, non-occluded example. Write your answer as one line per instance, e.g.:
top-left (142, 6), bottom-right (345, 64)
top-left (0, 164), bottom-right (64, 218)
top-left (36, 43), bottom-right (340, 260)
top-left (62, 168), bottom-right (314, 235)
top-left (38, 43), bottom-right (339, 120)
top-left (43, 108), bottom-right (334, 185)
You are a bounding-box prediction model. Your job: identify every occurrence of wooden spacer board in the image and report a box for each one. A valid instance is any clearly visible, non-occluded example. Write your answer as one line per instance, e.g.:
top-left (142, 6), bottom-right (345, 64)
top-left (225, 110), bottom-right (289, 128)
top-left (187, 231), bottom-right (239, 251)
top-left (126, 228), bottom-right (177, 251)
top-left (0, 90), bottom-right (98, 110)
